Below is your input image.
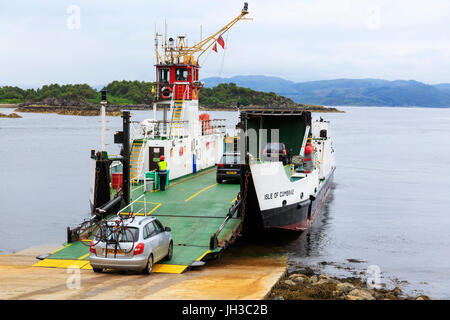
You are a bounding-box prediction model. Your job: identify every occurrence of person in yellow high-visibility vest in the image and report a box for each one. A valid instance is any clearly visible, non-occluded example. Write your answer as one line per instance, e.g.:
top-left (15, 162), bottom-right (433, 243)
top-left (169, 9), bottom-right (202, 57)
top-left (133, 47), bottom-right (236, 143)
top-left (157, 155), bottom-right (168, 191)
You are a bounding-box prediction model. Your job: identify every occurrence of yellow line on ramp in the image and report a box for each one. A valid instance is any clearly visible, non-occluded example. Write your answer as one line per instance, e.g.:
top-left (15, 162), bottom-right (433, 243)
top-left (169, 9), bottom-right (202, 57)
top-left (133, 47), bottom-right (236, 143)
top-left (185, 183), bottom-right (217, 202)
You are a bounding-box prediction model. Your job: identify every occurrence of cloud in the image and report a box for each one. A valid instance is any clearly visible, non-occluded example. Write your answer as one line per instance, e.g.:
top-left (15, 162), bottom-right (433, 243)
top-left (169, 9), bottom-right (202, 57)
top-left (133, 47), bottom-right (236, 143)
top-left (0, 0), bottom-right (449, 86)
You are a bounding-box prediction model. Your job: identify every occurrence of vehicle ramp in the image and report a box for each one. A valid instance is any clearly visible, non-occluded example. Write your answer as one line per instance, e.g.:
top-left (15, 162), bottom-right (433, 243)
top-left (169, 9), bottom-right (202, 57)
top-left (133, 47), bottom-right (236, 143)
top-left (33, 168), bottom-right (241, 274)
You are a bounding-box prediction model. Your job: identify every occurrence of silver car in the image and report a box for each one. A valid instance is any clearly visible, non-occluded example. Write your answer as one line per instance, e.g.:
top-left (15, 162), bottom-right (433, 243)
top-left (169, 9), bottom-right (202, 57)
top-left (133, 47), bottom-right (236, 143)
top-left (89, 216), bottom-right (173, 274)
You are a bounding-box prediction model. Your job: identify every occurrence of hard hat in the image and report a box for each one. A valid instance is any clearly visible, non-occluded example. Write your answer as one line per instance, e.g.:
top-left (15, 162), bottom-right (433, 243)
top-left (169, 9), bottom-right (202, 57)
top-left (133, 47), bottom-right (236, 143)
top-left (160, 155), bottom-right (165, 161)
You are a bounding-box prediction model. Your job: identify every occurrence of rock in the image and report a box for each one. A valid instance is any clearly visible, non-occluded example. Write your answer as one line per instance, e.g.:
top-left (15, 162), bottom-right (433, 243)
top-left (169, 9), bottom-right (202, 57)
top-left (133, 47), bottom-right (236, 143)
top-left (345, 295), bottom-right (363, 300)
top-left (284, 280), bottom-right (296, 286)
top-left (0, 112), bottom-right (22, 118)
top-left (348, 289), bottom-right (375, 300)
top-left (332, 290), bottom-right (345, 298)
top-left (297, 267), bottom-right (315, 277)
top-left (416, 297), bottom-right (424, 300)
top-left (309, 275), bottom-right (318, 284)
top-left (319, 274), bottom-right (330, 281)
top-left (392, 286), bottom-right (402, 297)
top-left (316, 278), bottom-right (331, 285)
top-left (328, 278), bottom-right (340, 285)
top-left (346, 258), bottom-right (367, 263)
top-left (289, 273), bottom-right (305, 280)
top-left (336, 282), bottom-right (355, 294)
top-left (293, 277), bottom-right (305, 285)
top-left (273, 295), bottom-right (285, 300)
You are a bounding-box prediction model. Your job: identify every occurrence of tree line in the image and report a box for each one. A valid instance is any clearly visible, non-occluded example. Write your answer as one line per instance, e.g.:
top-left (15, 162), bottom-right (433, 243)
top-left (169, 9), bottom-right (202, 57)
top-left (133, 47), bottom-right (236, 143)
top-left (0, 81), bottom-right (298, 107)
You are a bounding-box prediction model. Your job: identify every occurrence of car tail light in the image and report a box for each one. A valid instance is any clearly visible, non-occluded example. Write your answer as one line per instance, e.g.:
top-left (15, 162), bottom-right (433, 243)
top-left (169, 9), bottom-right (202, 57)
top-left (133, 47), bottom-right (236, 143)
top-left (134, 243), bottom-right (145, 255)
top-left (217, 163), bottom-right (223, 168)
top-left (89, 240), bottom-right (96, 254)
top-left (282, 149), bottom-right (287, 155)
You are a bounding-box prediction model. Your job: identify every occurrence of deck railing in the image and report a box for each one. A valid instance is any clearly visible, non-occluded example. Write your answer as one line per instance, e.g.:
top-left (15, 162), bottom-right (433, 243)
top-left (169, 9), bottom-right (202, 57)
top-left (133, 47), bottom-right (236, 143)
top-left (201, 119), bottom-right (226, 136)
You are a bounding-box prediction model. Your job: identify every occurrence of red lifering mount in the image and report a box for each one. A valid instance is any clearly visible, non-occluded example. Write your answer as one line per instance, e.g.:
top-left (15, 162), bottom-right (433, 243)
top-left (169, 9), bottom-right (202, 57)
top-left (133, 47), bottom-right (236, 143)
top-left (161, 86), bottom-right (173, 99)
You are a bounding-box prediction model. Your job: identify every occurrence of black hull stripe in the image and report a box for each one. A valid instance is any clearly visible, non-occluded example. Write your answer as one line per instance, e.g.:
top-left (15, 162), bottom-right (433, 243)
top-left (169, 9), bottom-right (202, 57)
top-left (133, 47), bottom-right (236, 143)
top-left (260, 168), bottom-right (335, 231)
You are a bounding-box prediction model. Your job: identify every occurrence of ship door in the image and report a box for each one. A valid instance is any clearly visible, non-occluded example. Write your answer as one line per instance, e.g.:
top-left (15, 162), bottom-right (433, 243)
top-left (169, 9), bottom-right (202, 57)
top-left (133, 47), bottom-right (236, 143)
top-left (149, 147), bottom-right (164, 171)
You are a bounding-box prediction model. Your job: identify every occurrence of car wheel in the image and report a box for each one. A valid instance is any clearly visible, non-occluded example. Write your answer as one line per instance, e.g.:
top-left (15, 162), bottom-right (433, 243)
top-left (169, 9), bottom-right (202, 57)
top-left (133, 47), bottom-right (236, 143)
top-left (165, 241), bottom-right (173, 261)
top-left (143, 254), bottom-right (153, 275)
top-left (216, 178), bottom-right (223, 184)
top-left (93, 267), bottom-right (103, 273)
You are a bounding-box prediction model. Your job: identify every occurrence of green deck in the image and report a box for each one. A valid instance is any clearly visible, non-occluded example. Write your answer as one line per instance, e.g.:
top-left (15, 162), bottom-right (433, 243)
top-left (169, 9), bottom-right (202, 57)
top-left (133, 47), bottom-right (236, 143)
top-left (35, 167), bottom-right (241, 273)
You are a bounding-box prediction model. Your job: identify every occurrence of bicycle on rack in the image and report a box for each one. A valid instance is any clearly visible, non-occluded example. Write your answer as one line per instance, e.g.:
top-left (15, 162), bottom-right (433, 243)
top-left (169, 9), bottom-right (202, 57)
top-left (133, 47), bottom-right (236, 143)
top-left (76, 212), bottom-right (137, 255)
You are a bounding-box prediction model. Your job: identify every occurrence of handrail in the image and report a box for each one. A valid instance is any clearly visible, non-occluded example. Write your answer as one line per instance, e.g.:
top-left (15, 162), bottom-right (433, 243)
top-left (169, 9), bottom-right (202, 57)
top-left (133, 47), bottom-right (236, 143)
top-left (134, 139), bottom-right (147, 183)
top-left (118, 193), bottom-right (145, 215)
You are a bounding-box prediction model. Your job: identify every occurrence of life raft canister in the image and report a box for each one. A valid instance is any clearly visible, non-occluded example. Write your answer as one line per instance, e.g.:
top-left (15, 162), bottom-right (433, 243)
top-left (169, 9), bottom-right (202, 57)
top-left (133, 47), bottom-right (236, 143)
top-left (303, 143), bottom-right (315, 173)
top-left (161, 86), bottom-right (173, 99)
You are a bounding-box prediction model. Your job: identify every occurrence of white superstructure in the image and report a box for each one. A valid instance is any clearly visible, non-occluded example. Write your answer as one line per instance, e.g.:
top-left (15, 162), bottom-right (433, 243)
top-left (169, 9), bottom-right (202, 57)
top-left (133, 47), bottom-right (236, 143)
top-left (129, 99), bottom-right (226, 182)
top-left (250, 118), bottom-right (335, 214)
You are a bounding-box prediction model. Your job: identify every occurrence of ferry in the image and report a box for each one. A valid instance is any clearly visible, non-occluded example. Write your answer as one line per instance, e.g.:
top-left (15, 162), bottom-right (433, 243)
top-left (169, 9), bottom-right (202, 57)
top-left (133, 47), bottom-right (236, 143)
top-left (35, 3), bottom-right (251, 274)
top-left (238, 108), bottom-right (336, 233)
top-left (33, 3), bottom-right (336, 274)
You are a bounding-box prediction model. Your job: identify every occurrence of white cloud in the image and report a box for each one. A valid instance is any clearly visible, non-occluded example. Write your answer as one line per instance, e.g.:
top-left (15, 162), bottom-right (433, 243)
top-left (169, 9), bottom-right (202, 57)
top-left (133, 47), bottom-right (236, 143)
top-left (0, 0), bottom-right (449, 86)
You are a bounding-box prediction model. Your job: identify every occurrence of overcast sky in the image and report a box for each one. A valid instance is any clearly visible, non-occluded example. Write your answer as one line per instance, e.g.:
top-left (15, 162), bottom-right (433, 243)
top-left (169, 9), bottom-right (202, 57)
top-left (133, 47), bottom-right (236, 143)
top-left (1, 0), bottom-right (449, 87)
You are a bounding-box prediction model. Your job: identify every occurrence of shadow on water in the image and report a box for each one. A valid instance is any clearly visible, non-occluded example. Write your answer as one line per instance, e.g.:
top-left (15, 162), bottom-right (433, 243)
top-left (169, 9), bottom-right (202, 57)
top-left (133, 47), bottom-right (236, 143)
top-left (223, 183), bottom-right (336, 262)
top-left (287, 184), bottom-right (336, 258)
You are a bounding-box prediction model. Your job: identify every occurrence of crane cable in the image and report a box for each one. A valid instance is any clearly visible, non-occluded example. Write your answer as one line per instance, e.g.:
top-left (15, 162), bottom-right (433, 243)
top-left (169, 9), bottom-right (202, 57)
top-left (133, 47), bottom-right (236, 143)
top-left (218, 31), bottom-right (230, 77)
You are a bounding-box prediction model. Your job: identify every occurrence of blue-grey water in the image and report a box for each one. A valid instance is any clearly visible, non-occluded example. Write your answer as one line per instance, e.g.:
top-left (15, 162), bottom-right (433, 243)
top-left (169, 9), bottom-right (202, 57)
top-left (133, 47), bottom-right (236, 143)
top-left (1, 106), bottom-right (449, 299)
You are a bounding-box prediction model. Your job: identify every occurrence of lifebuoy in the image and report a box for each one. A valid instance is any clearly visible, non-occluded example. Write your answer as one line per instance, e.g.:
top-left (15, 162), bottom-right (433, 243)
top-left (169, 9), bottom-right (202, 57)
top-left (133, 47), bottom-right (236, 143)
top-left (161, 86), bottom-right (172, 99)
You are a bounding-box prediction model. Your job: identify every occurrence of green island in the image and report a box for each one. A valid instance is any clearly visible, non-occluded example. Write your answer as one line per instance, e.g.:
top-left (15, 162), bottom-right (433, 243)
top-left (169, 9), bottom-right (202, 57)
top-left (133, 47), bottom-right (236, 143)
top-left (0, 81), bottom-right (341, 116)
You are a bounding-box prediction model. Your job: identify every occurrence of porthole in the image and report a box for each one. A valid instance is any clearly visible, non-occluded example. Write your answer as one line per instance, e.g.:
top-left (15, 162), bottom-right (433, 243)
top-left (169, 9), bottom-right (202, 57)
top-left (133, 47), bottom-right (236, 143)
top-left (282, 200), bottom-right (287, 207)
top-left (314, 188), bottom-right (317, 193)
top-left (300, 192), bottom-right (304, 200)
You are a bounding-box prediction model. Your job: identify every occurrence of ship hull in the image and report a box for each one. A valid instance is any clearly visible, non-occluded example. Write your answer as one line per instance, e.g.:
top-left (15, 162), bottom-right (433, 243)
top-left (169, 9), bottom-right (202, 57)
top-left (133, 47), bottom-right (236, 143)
top-left (260, 168), bottom-right (334, 231)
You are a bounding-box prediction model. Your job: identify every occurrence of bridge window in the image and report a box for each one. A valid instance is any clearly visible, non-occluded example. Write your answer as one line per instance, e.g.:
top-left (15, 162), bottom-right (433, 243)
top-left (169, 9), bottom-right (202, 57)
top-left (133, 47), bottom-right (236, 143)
top-left (193, 68), bottom-right (198, 81)
top-left (158, 68), bottom-right (170, 83)
top-left (176, 68), bottom-right (188, 81)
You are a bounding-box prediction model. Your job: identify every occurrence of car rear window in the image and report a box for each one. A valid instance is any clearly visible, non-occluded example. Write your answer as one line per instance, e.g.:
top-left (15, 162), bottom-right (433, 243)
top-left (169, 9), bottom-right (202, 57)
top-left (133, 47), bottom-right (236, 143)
top-left (221, 154), bottom-right (240, 164)
top-left (97, 226), bottom-right (139, 243)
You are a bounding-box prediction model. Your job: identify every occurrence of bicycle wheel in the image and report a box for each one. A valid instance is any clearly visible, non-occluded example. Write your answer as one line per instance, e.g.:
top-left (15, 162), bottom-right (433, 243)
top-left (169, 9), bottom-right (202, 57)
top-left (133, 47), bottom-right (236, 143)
top-left (116, 227), bottom-right (136, 254)
top-left (90, 223), bottom-right (111, 246)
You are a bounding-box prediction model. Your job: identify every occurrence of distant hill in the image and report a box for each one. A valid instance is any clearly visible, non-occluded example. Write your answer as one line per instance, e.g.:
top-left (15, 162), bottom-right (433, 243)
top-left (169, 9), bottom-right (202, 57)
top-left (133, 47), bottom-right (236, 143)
top-left (202, 76), bottom-right (450, 108)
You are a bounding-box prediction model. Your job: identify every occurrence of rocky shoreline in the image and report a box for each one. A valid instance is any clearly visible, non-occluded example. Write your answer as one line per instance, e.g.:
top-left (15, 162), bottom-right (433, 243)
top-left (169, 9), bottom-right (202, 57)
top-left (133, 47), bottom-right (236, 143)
top-left (0, 112), bottom-right (22, 118)
top-left (266, 267), bottom-right (431, 300)
top-left (14, 105), bottom-right (123, 116)
top-left (6, 99), bottom-right (342, 117)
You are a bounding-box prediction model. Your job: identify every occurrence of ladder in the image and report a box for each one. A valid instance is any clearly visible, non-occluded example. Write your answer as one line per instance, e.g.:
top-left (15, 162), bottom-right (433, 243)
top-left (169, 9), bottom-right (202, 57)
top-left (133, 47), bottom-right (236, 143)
top-left (169, 83), bottom-right (189, 137)
top-left (130, 140), bottom-right (145, 182)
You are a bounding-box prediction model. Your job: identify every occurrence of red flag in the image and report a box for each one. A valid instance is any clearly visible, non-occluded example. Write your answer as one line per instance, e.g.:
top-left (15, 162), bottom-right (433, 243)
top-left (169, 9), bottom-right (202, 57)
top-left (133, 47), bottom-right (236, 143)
top-left (217, 35), bottom-right (225, 49)
top-left (212, 43), bottom-right (217, 52)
